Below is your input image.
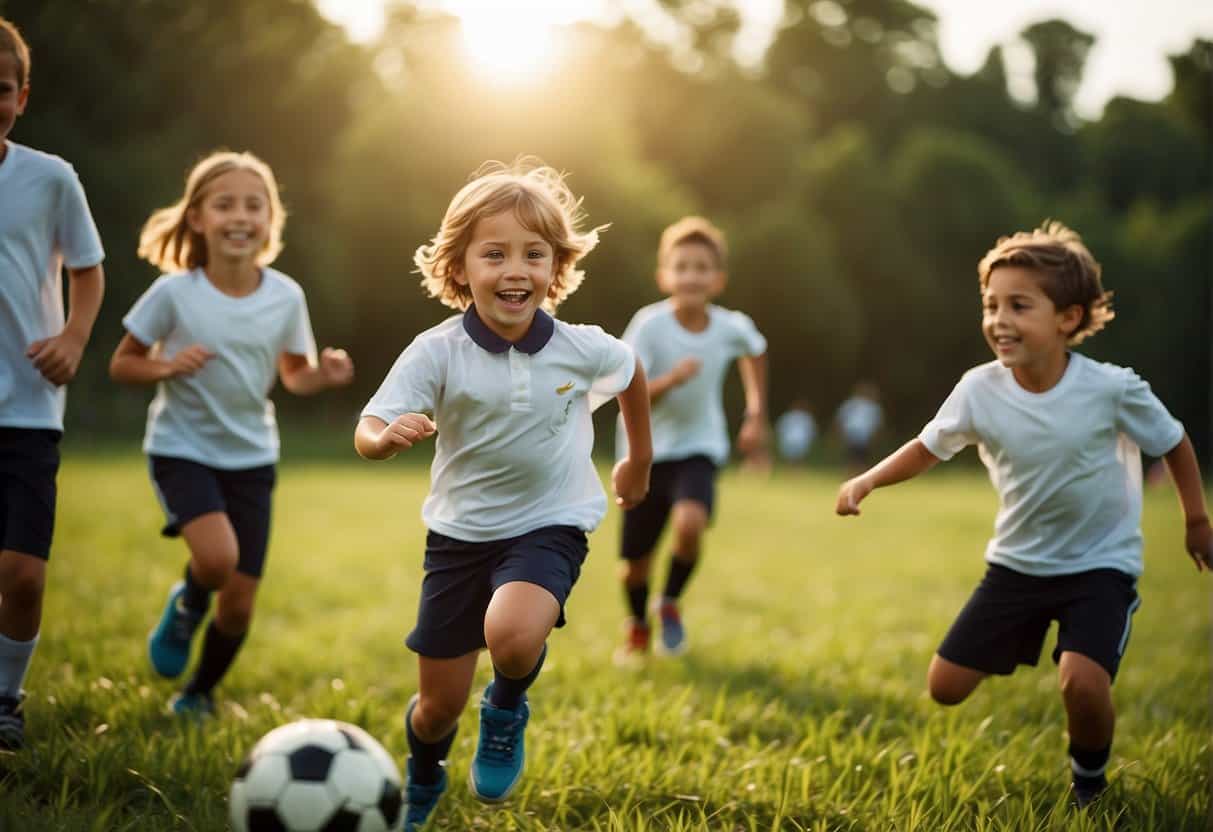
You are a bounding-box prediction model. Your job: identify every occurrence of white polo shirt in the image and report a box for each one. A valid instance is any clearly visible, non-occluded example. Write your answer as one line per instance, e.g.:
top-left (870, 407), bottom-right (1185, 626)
top-left (616, 300), bottom-right (767, 465)
top-left (122, 268), bottom-right (317, 469)
top-left (363, 306), bottom-right (635, 542)
top-left (0, 141), bottom-right (105, 431)
top-left (919, 353), bottom-right (1184, 578)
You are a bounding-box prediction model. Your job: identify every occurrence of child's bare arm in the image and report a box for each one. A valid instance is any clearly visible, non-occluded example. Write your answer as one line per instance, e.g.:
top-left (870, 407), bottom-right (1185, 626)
top-left (736, 352), bottom-right (769, 454)
top-left (646, 357), bottom-right (700, 403)
top-left (27, 264), bottom-right (105, 386)
top-left (279, 348), bottom-right (354, 395)
top-left (1162, 433), bottom-right (1213, 571)
top-left (109, 333), bottom-right (213, 384)
top-left (612, 358), bottom-right (653, 508)
top-left (354, 414), bottom-right (436, 460)
top-left (836, 439), bottom-right (941, 516)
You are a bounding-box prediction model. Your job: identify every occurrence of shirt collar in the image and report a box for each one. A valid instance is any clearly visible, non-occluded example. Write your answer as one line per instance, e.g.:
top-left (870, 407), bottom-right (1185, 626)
top-left (462, 304), bottom-right (555, 355)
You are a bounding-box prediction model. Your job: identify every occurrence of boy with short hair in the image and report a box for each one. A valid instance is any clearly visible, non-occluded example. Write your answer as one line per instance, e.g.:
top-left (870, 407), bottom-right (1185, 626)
top-left (836, 220), bottom-right (1212, 806)
top-left (0, 17), bottom-right (106, 748)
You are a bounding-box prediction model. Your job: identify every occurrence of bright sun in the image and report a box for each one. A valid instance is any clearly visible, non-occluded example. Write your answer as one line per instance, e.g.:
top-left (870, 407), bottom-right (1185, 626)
top-left (448, 1), bottom-right (568, 80)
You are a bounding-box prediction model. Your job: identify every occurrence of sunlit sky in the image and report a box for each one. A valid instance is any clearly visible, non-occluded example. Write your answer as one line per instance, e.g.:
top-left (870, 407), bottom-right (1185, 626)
top-left (316, 0), bottom-right (1213, 119)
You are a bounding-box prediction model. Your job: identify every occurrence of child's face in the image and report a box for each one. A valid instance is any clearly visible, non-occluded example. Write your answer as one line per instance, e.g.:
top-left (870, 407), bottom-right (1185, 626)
top-left (0, 53), bottom-right (28, 143)
top-left (982, 266), bottom-right (1081, 372)
top-left (456, 210), bottom-right (556, 342)
top-left (658, 241), bottom-right (723, 306)
top-left (187, 169), bottom-right (272, 266)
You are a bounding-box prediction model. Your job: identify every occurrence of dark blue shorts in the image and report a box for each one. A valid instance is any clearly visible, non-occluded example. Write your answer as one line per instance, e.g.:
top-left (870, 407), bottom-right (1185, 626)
top-left (938, 564), bottom-right (1141, 681)
top-left (149, 455), bottom-right (276, 578)
top-left (407, 525), bottom-right (589, 658)
top-left (0, 428), bottom-right (62, 560)
top-left (620, 454), bottom-right (716, 560)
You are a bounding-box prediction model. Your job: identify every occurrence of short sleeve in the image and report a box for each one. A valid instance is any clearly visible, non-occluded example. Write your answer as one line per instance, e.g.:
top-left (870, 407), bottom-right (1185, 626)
top-left (55, 165), bottom-right (105, 269)
top-left (727, 310), bottom-right (767, 357)
top-left (1116, 369), bottom-right (1183, 457)
top-left (918, 375), bottom-right (978, 461)
top-left (620, 311), bottom-right (655, 374)
top-left (122, 276), bottom-right (175, 347)
top-left (361, 337), bottom-right (443, 423)
top-left (588, 328), bottom-right (636, 412)
top-left (281, 287), bottom-right (318, 363)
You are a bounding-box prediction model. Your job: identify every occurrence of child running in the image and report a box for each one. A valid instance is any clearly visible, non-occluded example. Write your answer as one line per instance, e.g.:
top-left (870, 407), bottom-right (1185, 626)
top-left (355, 159), bottom-right (652, 830)
top-left (836, 221), bottom-right (1212, 806)
top-left (110, 151), bottom-right (354, 715)
top-left (0, 17), bottom-right (106, 748)
top-left (615, 216), bottom-right (768, 661)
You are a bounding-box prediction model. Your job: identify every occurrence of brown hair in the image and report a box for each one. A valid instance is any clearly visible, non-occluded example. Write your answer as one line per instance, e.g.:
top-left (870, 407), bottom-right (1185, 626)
top-left (0, 17), bottom-right (30, 87)
top-left (657, 216), bottom-right (728, 270)
top-left (978, 220), bottom-right (1113, 345)
top-left (415, 157), bottom-right (605, 313)
top-left (137, 151), bottom-right (286, 273)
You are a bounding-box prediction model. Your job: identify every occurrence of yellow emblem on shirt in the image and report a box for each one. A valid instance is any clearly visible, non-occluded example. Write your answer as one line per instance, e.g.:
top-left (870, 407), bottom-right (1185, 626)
top-left (555, 381), bottom-right (575, 395)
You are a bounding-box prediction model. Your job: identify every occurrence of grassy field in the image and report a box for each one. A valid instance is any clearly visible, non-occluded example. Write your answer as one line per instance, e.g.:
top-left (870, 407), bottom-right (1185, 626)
top-left (0, 449), bottom-right (1209, 831)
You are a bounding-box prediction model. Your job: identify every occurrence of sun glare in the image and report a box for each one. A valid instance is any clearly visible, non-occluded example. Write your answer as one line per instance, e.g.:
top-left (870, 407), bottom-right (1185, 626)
top-left (448, 0), bottom-right (586, 81)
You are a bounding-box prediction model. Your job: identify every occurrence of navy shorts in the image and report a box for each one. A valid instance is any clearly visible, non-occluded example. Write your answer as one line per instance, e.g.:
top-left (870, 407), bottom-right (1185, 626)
top-left (0, 428), bottom-right (61, 560)
top-left (620, 455), bottom-right (716, 560)
top-left (407, 525), bottom-right (588, 659)
top-left (938, 564), bottom-right (1141, 681)
top-left (149, 455), bottom-right (276, 578)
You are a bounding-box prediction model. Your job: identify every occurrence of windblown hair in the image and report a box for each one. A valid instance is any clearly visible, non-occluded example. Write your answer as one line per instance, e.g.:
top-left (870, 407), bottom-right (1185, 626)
top-left (415, 157), bottom-right (605, 313)
top-left (657, 215), bottom-right (728, 270)
top-left (137, 151), bottom-right (286, 273)
top-left (0, 17), bottom-right (30, 87)
top-left (978, 220), bottom-right (1113, 345)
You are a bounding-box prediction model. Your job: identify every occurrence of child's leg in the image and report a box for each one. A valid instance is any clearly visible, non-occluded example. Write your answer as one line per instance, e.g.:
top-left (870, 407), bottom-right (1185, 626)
top-left (483, 581), bottom-right (559, 708)
top-left (1058, 651), bottom-right (1114, 748)
top-left (179, 511), bottom-right (240, 593)
top-left (180, 571), bottom-right (258, 700)
top-left (661, 499), bottom-right (708, 602)
top-left (926, 654), bottom-right (987, 705)
top-left (410, 652), bottom-right (478, 774)
top-left (621, 556), bottom-right (653, 622)
top-left (0, 551), bottom-right (45, 712)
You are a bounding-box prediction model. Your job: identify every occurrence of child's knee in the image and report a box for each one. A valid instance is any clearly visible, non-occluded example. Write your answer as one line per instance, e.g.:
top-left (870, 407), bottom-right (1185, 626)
top-left (0, 555), bottom-right (46, 605)
top-left (191, 548), bottom-right (238, 587)
top-left (927, 656), bottom-right (981, 705)
top-left (414, 693), bottom-right (463, 736)
top-left (621, 557), bottom-right (651, 585)
top-left (1059, 662), bottom-right (1111, 711)
top-left (486, 629), bottom-right (544, 677)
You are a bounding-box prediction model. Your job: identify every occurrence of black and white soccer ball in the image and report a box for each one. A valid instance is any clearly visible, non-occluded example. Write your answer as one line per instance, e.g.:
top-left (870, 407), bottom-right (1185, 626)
top-left (230, 719), bottom-right (404, 832)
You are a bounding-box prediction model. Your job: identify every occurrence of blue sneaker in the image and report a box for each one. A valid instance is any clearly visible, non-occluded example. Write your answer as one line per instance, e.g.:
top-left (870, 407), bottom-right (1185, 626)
top-left (469, 683), bottom-right (530, 803)
top-left (656, 599), bottom-right (687, 656)
top-left (148, 581), bottom-right (203, 678)
top-left (168, 690), bottom-right (214, 718)
top-left (405, 757), bottom-right (447, 830)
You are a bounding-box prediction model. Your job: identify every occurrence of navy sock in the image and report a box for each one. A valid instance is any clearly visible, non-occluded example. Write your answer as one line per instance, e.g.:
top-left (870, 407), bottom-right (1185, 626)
top-left (183, 622), bottom-right (244, 696)
top-left (662, 556), bottom-right (697, 600)
top-left (489, 643), bottom-right (547, 710)
top-left (181, 563), bottom-right (211, 614)
top-left (625, 583), bottom-right (649, 623)
top-left (407, 701), bottom-right (456, 786)
top-left (1069, 742), bottom-right (1110, 784)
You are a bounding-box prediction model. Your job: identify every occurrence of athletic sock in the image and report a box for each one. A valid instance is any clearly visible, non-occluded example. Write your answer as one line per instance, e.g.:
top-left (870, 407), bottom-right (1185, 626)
top-left (0, 632), bottom-right (37, 699)
top-left (489, 643), bottom-right (547, 710)
top-left (1069, 742), bottom-right (1110, 786)
top-left (183, 622), bottom-right (245, 696)
top-left (407, 705), bottom-right (457, 786)
top-left (662, 556), bottom-right (697, 600)
top-left (181, 563), bottom-right (211, 614)
top-left (625, 583), bottom-right (649, 623)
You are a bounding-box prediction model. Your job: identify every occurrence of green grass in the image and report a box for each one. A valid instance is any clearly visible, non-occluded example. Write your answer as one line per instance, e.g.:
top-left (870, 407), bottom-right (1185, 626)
top-left (1, 451), bottom-right (1209, 831)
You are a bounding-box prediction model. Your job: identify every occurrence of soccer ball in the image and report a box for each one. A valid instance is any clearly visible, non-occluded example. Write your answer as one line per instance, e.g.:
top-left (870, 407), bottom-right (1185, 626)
top-left (230, 719), bottom-right (405, 832)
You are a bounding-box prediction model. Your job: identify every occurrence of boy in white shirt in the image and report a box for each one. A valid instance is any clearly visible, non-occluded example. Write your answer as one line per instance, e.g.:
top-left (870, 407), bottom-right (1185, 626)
top-left (356, 160), bottom-right (651, 829)
top-left (615, 216), bottom-right (768, 660)
top-left (0, 18), bottom-right (106, 749)
top-left (836, 220), bottom-right (1212, 807)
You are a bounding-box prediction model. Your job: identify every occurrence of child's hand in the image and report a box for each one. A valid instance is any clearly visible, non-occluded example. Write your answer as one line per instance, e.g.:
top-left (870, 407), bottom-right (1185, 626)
top-left (612, 456), bottom-right (651, 509)
top-left (167, 344), bottom-right (215, 378)
top-left (835, 475), bottom-right (873, 516)
top-left (380, 413), bottom-right (436, 453)
top-left (26, 331), bottom-right (87, 386)
top-left (319, 347), bottom-right (354, 388)
top-left (670, 357), bottom-right (701, 386)
top-left (1185, 517), bottom-right (1213, 572)
top-left (736, 412), bottom-right (769, 456)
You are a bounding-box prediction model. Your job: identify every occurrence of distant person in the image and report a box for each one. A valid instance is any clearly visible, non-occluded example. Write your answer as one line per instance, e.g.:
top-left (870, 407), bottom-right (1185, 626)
top-left (614, 216), bottom-right (769, 662)
top-left (836, 221), bottom-right (1212, 808)
top-left (776, 399), bottom-right (817, 463)
top-left (355, 159), bottom-right (651, 829)
top-left (836, 381), bottom-right (883, 473)
top-left (0, 18), bottom-right (106, 750)
top-left (110, 152), bottom-right (354, 716)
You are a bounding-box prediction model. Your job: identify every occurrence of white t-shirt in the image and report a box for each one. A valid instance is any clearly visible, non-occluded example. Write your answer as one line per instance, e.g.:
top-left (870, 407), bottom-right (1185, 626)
top-left (122, 268), bottom-right (317, 469)
top-left (0, 141), bottom-right (105, 430)
top-left (776, 409), bottom-right (816, 461)
top-left (919, 353), bottom-right (1184, 577)
top-left (362, 307), bottom-right (635, 542)
top-left (616, 300), bottom-right (767, 465)
top-left (837, 396), bottom-right (882, 446)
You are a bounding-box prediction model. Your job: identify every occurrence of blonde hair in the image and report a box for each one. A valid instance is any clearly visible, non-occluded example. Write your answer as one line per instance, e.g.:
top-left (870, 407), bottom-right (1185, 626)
top-left (978, 219), bottom-right (1113, 345)
top-left (657, 216), bottom-right (728, 271)
top-left (0, 17), bottom-right (30, 87)
top-left (415, 158), bottom-right (604, 313)
top-left (137, 151), bottom-right (286, 273)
